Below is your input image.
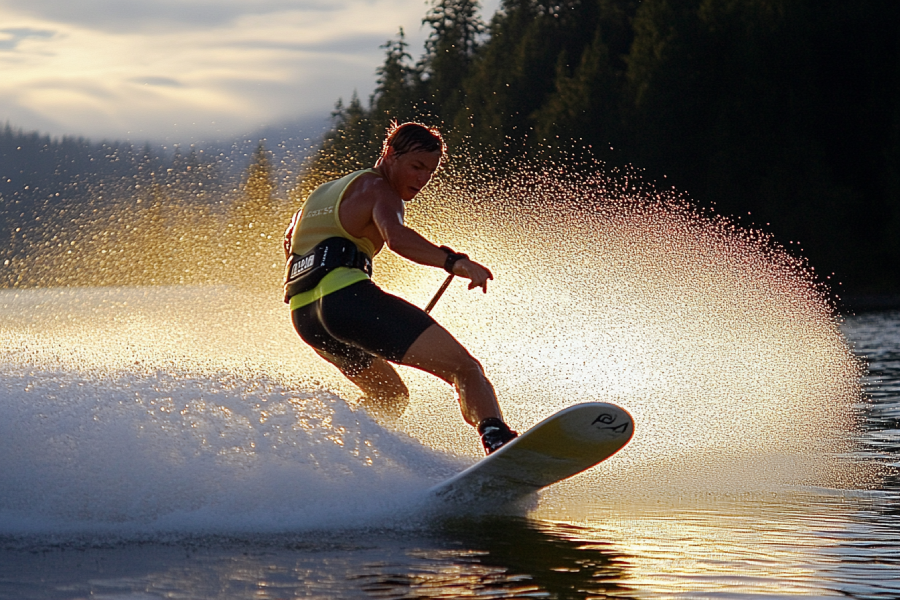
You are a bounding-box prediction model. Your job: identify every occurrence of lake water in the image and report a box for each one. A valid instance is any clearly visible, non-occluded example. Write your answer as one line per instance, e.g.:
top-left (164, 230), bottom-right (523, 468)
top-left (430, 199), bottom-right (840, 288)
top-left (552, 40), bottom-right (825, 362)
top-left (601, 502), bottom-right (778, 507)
top-left (0, 282), bottom-right (897, 600)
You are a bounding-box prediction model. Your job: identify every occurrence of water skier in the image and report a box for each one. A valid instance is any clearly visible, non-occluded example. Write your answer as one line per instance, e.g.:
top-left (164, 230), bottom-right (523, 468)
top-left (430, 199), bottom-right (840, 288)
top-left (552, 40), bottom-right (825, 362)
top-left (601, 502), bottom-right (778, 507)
top-left (283, 122), bottom-right (517, 454)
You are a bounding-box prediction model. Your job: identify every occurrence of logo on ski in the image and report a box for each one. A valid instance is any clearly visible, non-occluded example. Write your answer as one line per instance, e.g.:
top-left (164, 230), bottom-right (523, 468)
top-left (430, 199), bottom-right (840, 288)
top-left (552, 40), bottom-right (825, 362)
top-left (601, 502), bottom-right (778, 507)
top-left (591, 412), bottom-right (630, 434)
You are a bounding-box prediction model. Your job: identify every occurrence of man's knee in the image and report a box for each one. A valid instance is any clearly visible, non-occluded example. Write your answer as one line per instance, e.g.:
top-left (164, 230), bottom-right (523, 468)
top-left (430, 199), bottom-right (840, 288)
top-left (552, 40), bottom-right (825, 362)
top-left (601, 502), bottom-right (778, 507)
top-left (315, 348), bottom-right (373, 379)
top-left (367, 368), bottom-right (410, 399)
top-left (356, 358), bottom-right (409, 398)
top-left (452, 353), bottom-right (487, 385)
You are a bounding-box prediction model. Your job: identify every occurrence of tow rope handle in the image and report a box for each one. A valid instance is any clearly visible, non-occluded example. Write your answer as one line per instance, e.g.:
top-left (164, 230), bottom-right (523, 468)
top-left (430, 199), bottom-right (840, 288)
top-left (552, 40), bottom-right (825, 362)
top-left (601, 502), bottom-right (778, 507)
top-left (424, 274), bottom-right (454, 314)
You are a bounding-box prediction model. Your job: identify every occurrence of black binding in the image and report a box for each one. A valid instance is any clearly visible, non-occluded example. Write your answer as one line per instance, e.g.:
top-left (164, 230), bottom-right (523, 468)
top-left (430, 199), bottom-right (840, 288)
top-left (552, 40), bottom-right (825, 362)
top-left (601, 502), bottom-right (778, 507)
top-left (284, 237), bottom-right (373, 302)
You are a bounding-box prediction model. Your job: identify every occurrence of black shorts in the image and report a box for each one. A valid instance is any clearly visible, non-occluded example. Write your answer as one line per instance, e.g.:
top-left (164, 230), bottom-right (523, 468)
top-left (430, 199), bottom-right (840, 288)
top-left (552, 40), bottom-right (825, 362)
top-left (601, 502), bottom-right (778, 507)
top-left (291, 279), bottom-right (436, 376)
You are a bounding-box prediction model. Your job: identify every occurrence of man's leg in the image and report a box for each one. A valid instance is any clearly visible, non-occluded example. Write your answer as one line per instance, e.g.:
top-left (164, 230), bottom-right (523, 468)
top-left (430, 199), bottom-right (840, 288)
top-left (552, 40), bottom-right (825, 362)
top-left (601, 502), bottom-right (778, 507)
top-left (399, 323), bottom-right (502, 427)
top-left (313, 349), bottom-right (409, 417)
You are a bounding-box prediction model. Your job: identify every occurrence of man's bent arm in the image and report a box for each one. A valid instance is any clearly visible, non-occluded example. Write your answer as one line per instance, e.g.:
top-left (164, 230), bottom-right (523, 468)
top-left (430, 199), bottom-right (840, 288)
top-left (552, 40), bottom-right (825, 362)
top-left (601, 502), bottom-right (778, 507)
top-left (372, 190), bottom-right (493, 291)
top-left (372, 190), bottom-right (448, 268)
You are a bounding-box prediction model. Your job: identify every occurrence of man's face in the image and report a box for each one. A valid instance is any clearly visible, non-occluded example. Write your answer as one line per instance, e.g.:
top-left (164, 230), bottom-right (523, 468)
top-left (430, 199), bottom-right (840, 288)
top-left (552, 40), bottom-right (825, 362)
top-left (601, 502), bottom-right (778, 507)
top-left (386, 149), bottom-right (441, 201)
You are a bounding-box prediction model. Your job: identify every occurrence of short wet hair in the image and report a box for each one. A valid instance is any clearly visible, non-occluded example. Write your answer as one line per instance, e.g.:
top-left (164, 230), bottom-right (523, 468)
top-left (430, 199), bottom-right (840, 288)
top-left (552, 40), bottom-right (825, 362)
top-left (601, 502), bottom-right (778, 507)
top-left (382, 122), bottom-right (446, 160)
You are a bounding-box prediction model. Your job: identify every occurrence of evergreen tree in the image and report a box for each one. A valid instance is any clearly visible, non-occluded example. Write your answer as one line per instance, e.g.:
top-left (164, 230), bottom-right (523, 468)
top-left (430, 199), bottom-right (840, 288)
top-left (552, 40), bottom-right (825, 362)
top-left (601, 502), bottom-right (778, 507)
top-left (531, 25), bottom-right (619, 161)
top-left (421, 0), bottom-right (485, 123)
top-left (454, 0), bottom-right (601, 152)
top-left (231, 139), bottom-right (278, 244)
top-left (370, 28), bottom-right (423, 136)
top-left (244, 140), bottom-right (275, 221)
top-left (296, 93), bottom-right (378, 202)
top-left (224, 140), bottom-right (282, 286)
top-left (449, 0), bottom-right (540, 149)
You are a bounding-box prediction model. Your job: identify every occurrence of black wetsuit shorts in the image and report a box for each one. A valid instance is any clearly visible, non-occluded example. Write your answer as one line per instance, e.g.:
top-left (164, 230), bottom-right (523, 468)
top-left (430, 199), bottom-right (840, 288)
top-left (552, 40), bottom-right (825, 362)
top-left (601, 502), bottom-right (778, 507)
top-left (291, 279), bottom-right (436, 376)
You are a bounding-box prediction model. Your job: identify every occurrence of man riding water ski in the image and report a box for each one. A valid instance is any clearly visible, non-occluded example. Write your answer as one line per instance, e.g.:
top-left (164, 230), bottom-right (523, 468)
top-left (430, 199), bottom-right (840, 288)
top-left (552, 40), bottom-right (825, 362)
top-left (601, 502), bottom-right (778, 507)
top-left (284, 122), bottom-right (517, 454)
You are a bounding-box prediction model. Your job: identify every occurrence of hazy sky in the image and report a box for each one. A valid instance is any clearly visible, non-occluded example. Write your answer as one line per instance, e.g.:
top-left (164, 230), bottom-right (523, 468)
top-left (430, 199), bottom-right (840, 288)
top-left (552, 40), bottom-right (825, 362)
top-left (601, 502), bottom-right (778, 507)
top-left (1, 0), bottom-right (501, 144)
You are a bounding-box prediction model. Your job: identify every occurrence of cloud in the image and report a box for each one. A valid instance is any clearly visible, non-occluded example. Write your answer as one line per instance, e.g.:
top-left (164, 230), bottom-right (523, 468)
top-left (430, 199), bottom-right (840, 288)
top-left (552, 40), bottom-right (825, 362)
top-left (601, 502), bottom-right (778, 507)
top-left (129, 76), bottom-right (184, 88)
top-left (0, 0), bottom-right (341, 33)
top-left (0, 27), bottom-right (55, 51)
top-left (227, 33), bottom-right (390, 57)
top-left (0, 0), bottom-right (503, 143)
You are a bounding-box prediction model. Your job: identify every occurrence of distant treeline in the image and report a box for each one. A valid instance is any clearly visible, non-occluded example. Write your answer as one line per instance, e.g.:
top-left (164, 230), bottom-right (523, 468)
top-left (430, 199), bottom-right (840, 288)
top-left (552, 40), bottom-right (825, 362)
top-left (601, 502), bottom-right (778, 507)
top-left (0, 124), bottom-right (288, 289)
top-left (308, 0), bottom-right (900, 295)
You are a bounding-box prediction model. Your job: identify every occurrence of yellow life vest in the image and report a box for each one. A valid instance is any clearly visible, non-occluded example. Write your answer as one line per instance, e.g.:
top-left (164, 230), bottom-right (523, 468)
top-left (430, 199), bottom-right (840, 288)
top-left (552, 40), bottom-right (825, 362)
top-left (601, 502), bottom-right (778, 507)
top-left (286, 169), bottom-right (379, 310)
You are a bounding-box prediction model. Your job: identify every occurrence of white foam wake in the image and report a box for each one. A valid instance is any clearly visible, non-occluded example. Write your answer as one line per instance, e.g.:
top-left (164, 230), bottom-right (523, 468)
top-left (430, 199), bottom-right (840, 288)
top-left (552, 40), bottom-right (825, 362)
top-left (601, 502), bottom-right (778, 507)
top-left (0, 365), bottom-right (461, 535)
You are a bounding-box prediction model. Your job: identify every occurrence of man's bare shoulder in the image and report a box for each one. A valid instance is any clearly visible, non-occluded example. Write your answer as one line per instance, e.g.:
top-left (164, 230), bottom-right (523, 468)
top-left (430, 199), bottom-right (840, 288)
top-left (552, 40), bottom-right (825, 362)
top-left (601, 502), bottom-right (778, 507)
top-left (343, 172), bottom-right (403, 226)
top-left (339, 170), bottom-right (403, 239)
top-left (345, 170), bottom-right (400, 205)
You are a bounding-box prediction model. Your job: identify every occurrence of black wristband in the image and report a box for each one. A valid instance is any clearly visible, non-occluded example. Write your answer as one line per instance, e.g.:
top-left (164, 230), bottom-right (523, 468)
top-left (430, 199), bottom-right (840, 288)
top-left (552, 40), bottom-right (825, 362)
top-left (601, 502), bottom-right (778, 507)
top-left (440, 246), bottom-right (468, 274)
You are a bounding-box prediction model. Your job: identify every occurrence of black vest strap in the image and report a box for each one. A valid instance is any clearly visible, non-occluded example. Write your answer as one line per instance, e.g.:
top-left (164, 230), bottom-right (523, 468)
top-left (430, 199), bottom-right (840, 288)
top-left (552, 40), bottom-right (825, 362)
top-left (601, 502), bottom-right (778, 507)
top-left (283, 237), bottom-right (373, 302)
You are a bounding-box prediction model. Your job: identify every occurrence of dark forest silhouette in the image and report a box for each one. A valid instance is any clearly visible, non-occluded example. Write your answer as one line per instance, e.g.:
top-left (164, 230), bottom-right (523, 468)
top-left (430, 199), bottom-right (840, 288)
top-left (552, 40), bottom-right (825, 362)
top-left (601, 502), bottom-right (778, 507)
top-left (1, 0), bottom-right (898, 301)
top-left (308, 0), bottom-right (900, 298)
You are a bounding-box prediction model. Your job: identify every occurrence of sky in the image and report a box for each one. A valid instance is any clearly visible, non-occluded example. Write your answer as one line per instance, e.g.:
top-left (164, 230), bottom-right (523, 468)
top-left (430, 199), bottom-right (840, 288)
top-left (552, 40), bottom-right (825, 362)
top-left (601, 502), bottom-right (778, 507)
top-left (0, 0), bottom-right (502, 145)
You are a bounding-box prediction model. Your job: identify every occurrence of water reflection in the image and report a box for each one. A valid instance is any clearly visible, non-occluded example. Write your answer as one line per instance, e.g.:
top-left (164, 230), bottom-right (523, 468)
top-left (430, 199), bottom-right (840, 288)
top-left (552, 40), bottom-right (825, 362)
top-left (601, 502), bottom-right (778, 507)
top-left (7, 492), bottom-right (898, 600)
top-left (0, 521), bottom-right (633, 600)
top-left (351, 516), bottom-right (633, 599)
top-left (843, 310), bottom-right (900, 492)
top-left (568, 495), bottom-right (900, 599)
